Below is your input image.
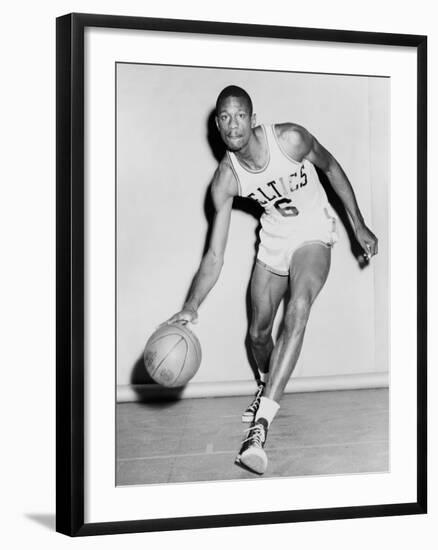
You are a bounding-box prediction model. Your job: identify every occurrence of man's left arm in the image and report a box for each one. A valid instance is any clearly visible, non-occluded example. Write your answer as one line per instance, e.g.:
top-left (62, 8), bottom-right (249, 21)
top-left (302, 130), bottom-right (378, 259)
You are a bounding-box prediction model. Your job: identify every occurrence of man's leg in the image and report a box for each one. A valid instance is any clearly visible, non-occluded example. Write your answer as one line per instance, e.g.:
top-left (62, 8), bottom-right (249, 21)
top-left (264, 243), bottom-right (331, 402)
top-left (248, 262), bottom-right (288, 380)
top-left (241, 262), bottom-right (288, 423)
top-left (237, 243), bottom-right (331, 474)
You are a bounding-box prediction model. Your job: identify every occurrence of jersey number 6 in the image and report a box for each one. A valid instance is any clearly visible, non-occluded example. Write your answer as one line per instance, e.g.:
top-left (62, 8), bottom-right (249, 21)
top-left (274, 197), bottom-right (299, 217)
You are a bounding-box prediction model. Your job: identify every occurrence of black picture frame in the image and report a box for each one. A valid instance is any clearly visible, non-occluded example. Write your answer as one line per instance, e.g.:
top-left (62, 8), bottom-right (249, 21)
top-left (56, 12), bottom-right (427, 537)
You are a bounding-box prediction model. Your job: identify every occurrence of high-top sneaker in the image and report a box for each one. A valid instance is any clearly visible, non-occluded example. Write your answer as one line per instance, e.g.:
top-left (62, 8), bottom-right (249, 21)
top-left (235, 418), bottom-right (269, 475)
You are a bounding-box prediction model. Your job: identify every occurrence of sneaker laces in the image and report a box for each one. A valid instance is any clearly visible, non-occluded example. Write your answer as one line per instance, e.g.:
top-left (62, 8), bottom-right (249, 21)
top-left (242, 422), bottom-right (266, 447)
top-left (246, 384), bottom-right (264, 414)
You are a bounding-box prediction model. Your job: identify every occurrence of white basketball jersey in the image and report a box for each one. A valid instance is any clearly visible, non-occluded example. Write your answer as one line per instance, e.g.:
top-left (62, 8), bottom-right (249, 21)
top-left (227, 124), bottom-right (330, 236)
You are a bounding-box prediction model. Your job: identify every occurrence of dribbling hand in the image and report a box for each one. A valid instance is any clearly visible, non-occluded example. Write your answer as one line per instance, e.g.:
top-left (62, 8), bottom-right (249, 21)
top-left (166, 308), bottom-right (199, 325)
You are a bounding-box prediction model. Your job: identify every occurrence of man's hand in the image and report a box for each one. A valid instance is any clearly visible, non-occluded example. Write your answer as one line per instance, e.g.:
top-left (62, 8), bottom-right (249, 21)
top-left (355, 223), bottom-right (378, 261)
top-left (166, 307), bottom-right (198, 325)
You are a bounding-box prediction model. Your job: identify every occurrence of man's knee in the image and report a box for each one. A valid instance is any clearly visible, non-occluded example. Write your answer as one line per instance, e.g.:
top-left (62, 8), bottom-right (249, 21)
top-left (249, 323), bottom-right (272, 348)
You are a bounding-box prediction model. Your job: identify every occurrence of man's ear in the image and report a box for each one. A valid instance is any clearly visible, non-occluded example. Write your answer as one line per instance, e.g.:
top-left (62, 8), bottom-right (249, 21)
top-left (251, 113), bottom-right (257, 128)
top-left (215, 116), bottom-right (220, 130)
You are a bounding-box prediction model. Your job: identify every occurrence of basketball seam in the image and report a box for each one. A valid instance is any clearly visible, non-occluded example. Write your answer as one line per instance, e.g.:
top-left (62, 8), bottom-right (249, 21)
top-left (149, 336), bottom-right (184, 379)
top-left (148, 333), bottom-right (185, 345)
top-left (172, 339), bottom-right (189, 387)
top-left (182, 329), bottom-right (202, 365)
top-left (177, 327), bottom-right (201, 378)
top-left (144, 332), bottom-right (188, 375)
top-left (148, 330), bottom-right (201, 363)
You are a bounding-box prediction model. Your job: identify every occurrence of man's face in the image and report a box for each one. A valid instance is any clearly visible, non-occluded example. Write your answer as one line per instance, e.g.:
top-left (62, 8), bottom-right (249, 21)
top-left (215, 96), bottom-right (256, 152)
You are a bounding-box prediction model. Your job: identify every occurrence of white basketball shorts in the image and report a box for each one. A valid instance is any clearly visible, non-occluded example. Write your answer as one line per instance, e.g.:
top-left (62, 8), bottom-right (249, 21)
top-left (256, 207), bottom-right (338, 276)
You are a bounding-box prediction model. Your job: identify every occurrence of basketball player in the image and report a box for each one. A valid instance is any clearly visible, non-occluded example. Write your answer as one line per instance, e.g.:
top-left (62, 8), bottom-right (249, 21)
top-left (167, 85), bottom-right (378, 475)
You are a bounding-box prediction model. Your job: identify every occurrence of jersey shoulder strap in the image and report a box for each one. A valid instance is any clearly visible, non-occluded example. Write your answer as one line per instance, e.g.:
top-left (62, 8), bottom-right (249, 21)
top-left (265, 123), bottom-right (301, 167)
top-left (225, 150), bottom-right (242, 195)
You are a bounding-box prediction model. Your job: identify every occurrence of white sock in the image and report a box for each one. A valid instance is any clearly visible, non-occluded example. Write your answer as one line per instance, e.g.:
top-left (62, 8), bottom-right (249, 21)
top-left (255, 397), bottom-right (280, 426)
top-left (258, 370), bottom-right (269, 385)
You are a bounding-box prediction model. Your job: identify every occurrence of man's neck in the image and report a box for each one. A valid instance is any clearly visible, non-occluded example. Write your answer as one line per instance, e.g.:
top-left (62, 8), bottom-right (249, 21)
top-left (234, 129), bottom-right (268, 171)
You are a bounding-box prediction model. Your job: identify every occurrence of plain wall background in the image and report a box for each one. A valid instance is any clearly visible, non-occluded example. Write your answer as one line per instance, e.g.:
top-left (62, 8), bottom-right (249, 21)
top-left (117, 64), bottom-right (388, 387)
top-left (1, 1), bottom-right (436, 549)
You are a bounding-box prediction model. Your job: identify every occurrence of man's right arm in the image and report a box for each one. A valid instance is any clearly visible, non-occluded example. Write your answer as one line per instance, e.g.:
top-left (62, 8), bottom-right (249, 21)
top-left (167, 160), bottom-right (238, 324)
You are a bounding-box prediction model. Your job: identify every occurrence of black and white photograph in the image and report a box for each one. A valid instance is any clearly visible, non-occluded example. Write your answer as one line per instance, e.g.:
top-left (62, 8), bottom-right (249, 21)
top-left (54, 11), bottom-right (426, 537)
top-left (1, 0), bottom-right (433, 546)
top-left (115, 63), bottom-right (389, 485)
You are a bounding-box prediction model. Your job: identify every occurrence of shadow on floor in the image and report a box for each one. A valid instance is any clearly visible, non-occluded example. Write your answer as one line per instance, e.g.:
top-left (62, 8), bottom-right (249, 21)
top-left (130, 354), bottom-right (184, 404)
top-left (25, 513), bottom-right (56, 531)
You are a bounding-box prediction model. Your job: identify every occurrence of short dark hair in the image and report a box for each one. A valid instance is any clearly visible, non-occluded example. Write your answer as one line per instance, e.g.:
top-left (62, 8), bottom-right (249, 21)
top-left (216, 85), bottom-right (253, 116)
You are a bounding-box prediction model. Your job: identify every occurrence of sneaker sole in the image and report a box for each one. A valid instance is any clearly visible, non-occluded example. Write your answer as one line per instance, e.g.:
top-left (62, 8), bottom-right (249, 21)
top-left (235, 457), bottom-right (264, 476)
top-left (235, 450), bottom-right (267, 475)
top-left (241, 413), bottom-right (255, 423)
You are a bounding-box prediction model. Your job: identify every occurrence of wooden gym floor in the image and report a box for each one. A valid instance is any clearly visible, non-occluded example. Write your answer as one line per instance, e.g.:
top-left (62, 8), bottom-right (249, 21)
top-left (116, 388), bottom-right (389, 485)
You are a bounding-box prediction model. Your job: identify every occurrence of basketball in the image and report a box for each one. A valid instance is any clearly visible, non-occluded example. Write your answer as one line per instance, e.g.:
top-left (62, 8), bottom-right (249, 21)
top-left (144, 323), bottom-right (202, 387)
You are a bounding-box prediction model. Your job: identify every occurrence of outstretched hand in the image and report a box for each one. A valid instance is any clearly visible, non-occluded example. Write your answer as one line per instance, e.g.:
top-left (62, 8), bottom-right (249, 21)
top-left (355, 223), bottom-right (378, 261)
top-left (165, 307), bottom-right (199, 325)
